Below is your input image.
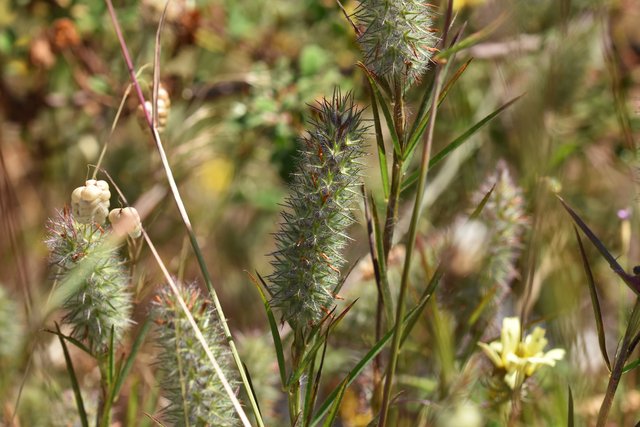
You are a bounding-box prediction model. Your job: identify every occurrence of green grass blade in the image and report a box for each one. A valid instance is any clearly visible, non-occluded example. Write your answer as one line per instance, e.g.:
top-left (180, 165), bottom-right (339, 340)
top-left (623, 358), bottom-right (640, 374)
top-left (568, 386), bottom-right (574, 427)
top-left (435, 12), bottom-right (509, 61)
top-left (358, 62), bottom-right (402, 156)
top-left (242, 361), bottom-right (264, 422)
top-left (320, 380), bottom-right (348, 427)
top-left (112, 317), bottom-right (152, 398)
top-left (45, 328), bottom-right (92, 356)
top-left (418, 95), bottom-right (523, 172)
top-left (252, 272), bottom-right (287, 388)
top-left (470, 184), bottom-right (495, 220)
top-left (310, 301), bottom-right (426, 426)
top-left (558, 196), bottom-right (640, 295)
top-left (289, 301), bottom-right (357, 387)
top-left (56, 323), bottom-right (89, 427)
top-left (574, 227), bottom-right (611, 371)
top-left (365, 76), bottom-right (390, 198)
top-left (404, 59), bottom-right (473, 163)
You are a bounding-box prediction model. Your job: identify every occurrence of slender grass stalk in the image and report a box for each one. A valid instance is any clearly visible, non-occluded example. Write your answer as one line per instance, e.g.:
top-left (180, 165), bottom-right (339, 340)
top-left (378, 0), bottom-right (453, 417)
top-left (103, 2), bottom-right (263, 425)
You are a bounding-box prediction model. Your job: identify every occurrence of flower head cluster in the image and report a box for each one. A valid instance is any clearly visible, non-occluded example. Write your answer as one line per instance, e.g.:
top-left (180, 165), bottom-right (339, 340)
top-left (71, 179), bottom-right (111, 224)
top-left (268, 91), bottom-right (366, 329)
top-left (478, 317), bottom-right (565, 390)
top-left (355, 0), bottom-right (438, 84)
top-left (152, 283), bottom-right (238, 427)
top-left (46, 209), bottom-right (132, 354)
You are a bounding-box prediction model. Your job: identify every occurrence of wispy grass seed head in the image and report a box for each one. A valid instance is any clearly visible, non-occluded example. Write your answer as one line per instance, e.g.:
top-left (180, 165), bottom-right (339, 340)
top-left (268, 91), bottom-right (367, 329)
top-left (152, 283), bottom-right (239, 427)
top-left (355, 0), bottom-right (438, 85)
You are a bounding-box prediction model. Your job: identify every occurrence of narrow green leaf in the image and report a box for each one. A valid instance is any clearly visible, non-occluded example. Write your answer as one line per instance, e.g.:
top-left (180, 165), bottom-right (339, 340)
top-left (404, 59), bottom-right (471, 163)
top-left (365, 77), bottom-right (390, 198)
top-left (321, 379), bottom-right (348, 427)
top-left (113, 318), bottom-right (152, 398)
top-left (311, 301), bottom-right (425, 426)
top-left (358, 62), bottom-right (402, 156)
top-left (303, 353), bottom-right (318, 427)
top-left (56, 323), bottom-right (89, 427)
top-left (45, 328), bottom-right (92, 356)
top-left (289, 301), bottom-right (357, 387)
top-left (558, 197), bottom-right (640, 295)
top-left (401, 267), bottom-right (442, 346)
top-left (108, 326), bottom-right (116, 387)
top-left (574, 227), bottom-right (611, 371)
top-left (253, 273), bottom-right (287, 388)
top-left (568, 386), bottom-right (574, 427)
top-left (242, 361), bottom-right (263, 420)
top-left (623, 358), bottom-right (640, 374)
top-left (470, 184), bottom-right (495, 220)
top-left (435, 12), bottom-right (509, 60)
top-left (420, 95), bottom-right (523, 168)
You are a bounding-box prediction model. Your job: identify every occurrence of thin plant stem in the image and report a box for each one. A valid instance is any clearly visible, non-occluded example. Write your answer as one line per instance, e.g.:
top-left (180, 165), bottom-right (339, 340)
top-left (596, 298), bottom-right (640, 427)
top-left (378, 63), bottom-right (446, 427)
top-left (382, 78), bottom-right (406, 260)
top-left (103, 2), bottom-right (263, 425)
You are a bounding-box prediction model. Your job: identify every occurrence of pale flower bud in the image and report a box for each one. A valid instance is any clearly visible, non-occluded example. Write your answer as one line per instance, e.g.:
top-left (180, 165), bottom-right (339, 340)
top-left (108, 207), bottom-right (142, 238)
top-left (71, 180), bottom-right (110, 224)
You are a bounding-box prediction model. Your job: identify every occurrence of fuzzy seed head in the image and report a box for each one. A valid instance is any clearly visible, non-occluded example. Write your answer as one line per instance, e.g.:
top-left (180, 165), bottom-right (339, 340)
top-left (472, 161), bottom-right (529, 291)
top-left (71, 179), bottom-right (111, 224)
top-left (109, 207), bottom-right (142, 238)
top-left (152, 283), bottom-right (239, 427)
top-left (268, 91), bottom-right (366, 329)
top-left (355, 0), bottom-right (438, 84)
top-left (46, 209), bottom-right (132, 355)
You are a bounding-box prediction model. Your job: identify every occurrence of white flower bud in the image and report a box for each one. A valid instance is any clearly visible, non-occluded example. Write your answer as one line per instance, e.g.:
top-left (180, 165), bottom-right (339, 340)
top-left (71, 180), bottom-right (110, 224)
top-left (108, 207), bottom-right (142, 238)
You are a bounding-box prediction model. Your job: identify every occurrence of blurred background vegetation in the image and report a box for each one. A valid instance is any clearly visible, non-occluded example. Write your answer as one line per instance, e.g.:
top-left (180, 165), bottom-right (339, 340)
top-left (1, 0), bottom-right (640, 425)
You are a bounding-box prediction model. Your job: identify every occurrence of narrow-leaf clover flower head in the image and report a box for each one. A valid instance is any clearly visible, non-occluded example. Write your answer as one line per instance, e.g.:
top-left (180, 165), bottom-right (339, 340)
top-left (267, 90), bottom-right (366, 330)
top-left (354, 0), bottom-right (438, 85)
top-left (45, 209), bottom-right (132, 355)
top-left (478, 317), bottom-right (565, 390)
top-left (152, 283), bottom-right (239, 427)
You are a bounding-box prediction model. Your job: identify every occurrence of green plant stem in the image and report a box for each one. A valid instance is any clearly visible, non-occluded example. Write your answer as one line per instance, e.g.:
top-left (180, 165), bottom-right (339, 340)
top-left (596, 298), bottom-right (640, 427)
top-left (289, 331), bottom-right (305, 426)
top-left (382, 79), bottom-right (406, 259)
top-left (378, 65), bottom-right (444, 427)
top-left (104, 3), bottom-right (263, 426)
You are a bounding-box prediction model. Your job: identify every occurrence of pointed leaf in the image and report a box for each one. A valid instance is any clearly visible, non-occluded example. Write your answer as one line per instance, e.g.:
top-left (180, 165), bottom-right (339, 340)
top-left (558, 196), bottom-right (640, 295)
top-left (321, 380), bottom-right (348, 427)
top-left (358, 62), bottom-right (402, 156)
top-left (404, 59), bottom-right (474, 162)
top-left (568, 386), bottom-right (574, 427)
top-left (574, 227), bottom-right (611, 371)
top-left (56, 323), bottom-right (89, 427)
top-left (365, 75), bottom-right (390, 198)
top-left (112, 318), bottom-right (152, 398)
top-left (252, 272), bottom-right (287, 387)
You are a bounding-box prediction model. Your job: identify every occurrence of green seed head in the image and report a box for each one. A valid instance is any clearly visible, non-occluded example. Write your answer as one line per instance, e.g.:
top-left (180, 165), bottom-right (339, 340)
top-left (355, 0), bottom-right (438, 85)
top-left (152, 283), bottom-right (239, 427)
top-left (268, 91), bottom-right (366, 330)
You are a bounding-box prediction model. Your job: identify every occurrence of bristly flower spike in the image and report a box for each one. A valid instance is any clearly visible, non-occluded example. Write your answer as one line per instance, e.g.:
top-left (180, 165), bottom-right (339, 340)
top-left (267, 90), bottom-right (367, 330)
top-left (153, 283), bottom-right (239, 427)
top-left (354, 0), bottom-right (439, 85)
top-left (46, 207), bottom-right (132, 355)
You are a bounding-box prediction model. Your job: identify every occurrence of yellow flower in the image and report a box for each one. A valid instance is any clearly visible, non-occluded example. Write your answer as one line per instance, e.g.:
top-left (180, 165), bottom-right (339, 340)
top-left (478, 317), bottom-right (565, 389)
